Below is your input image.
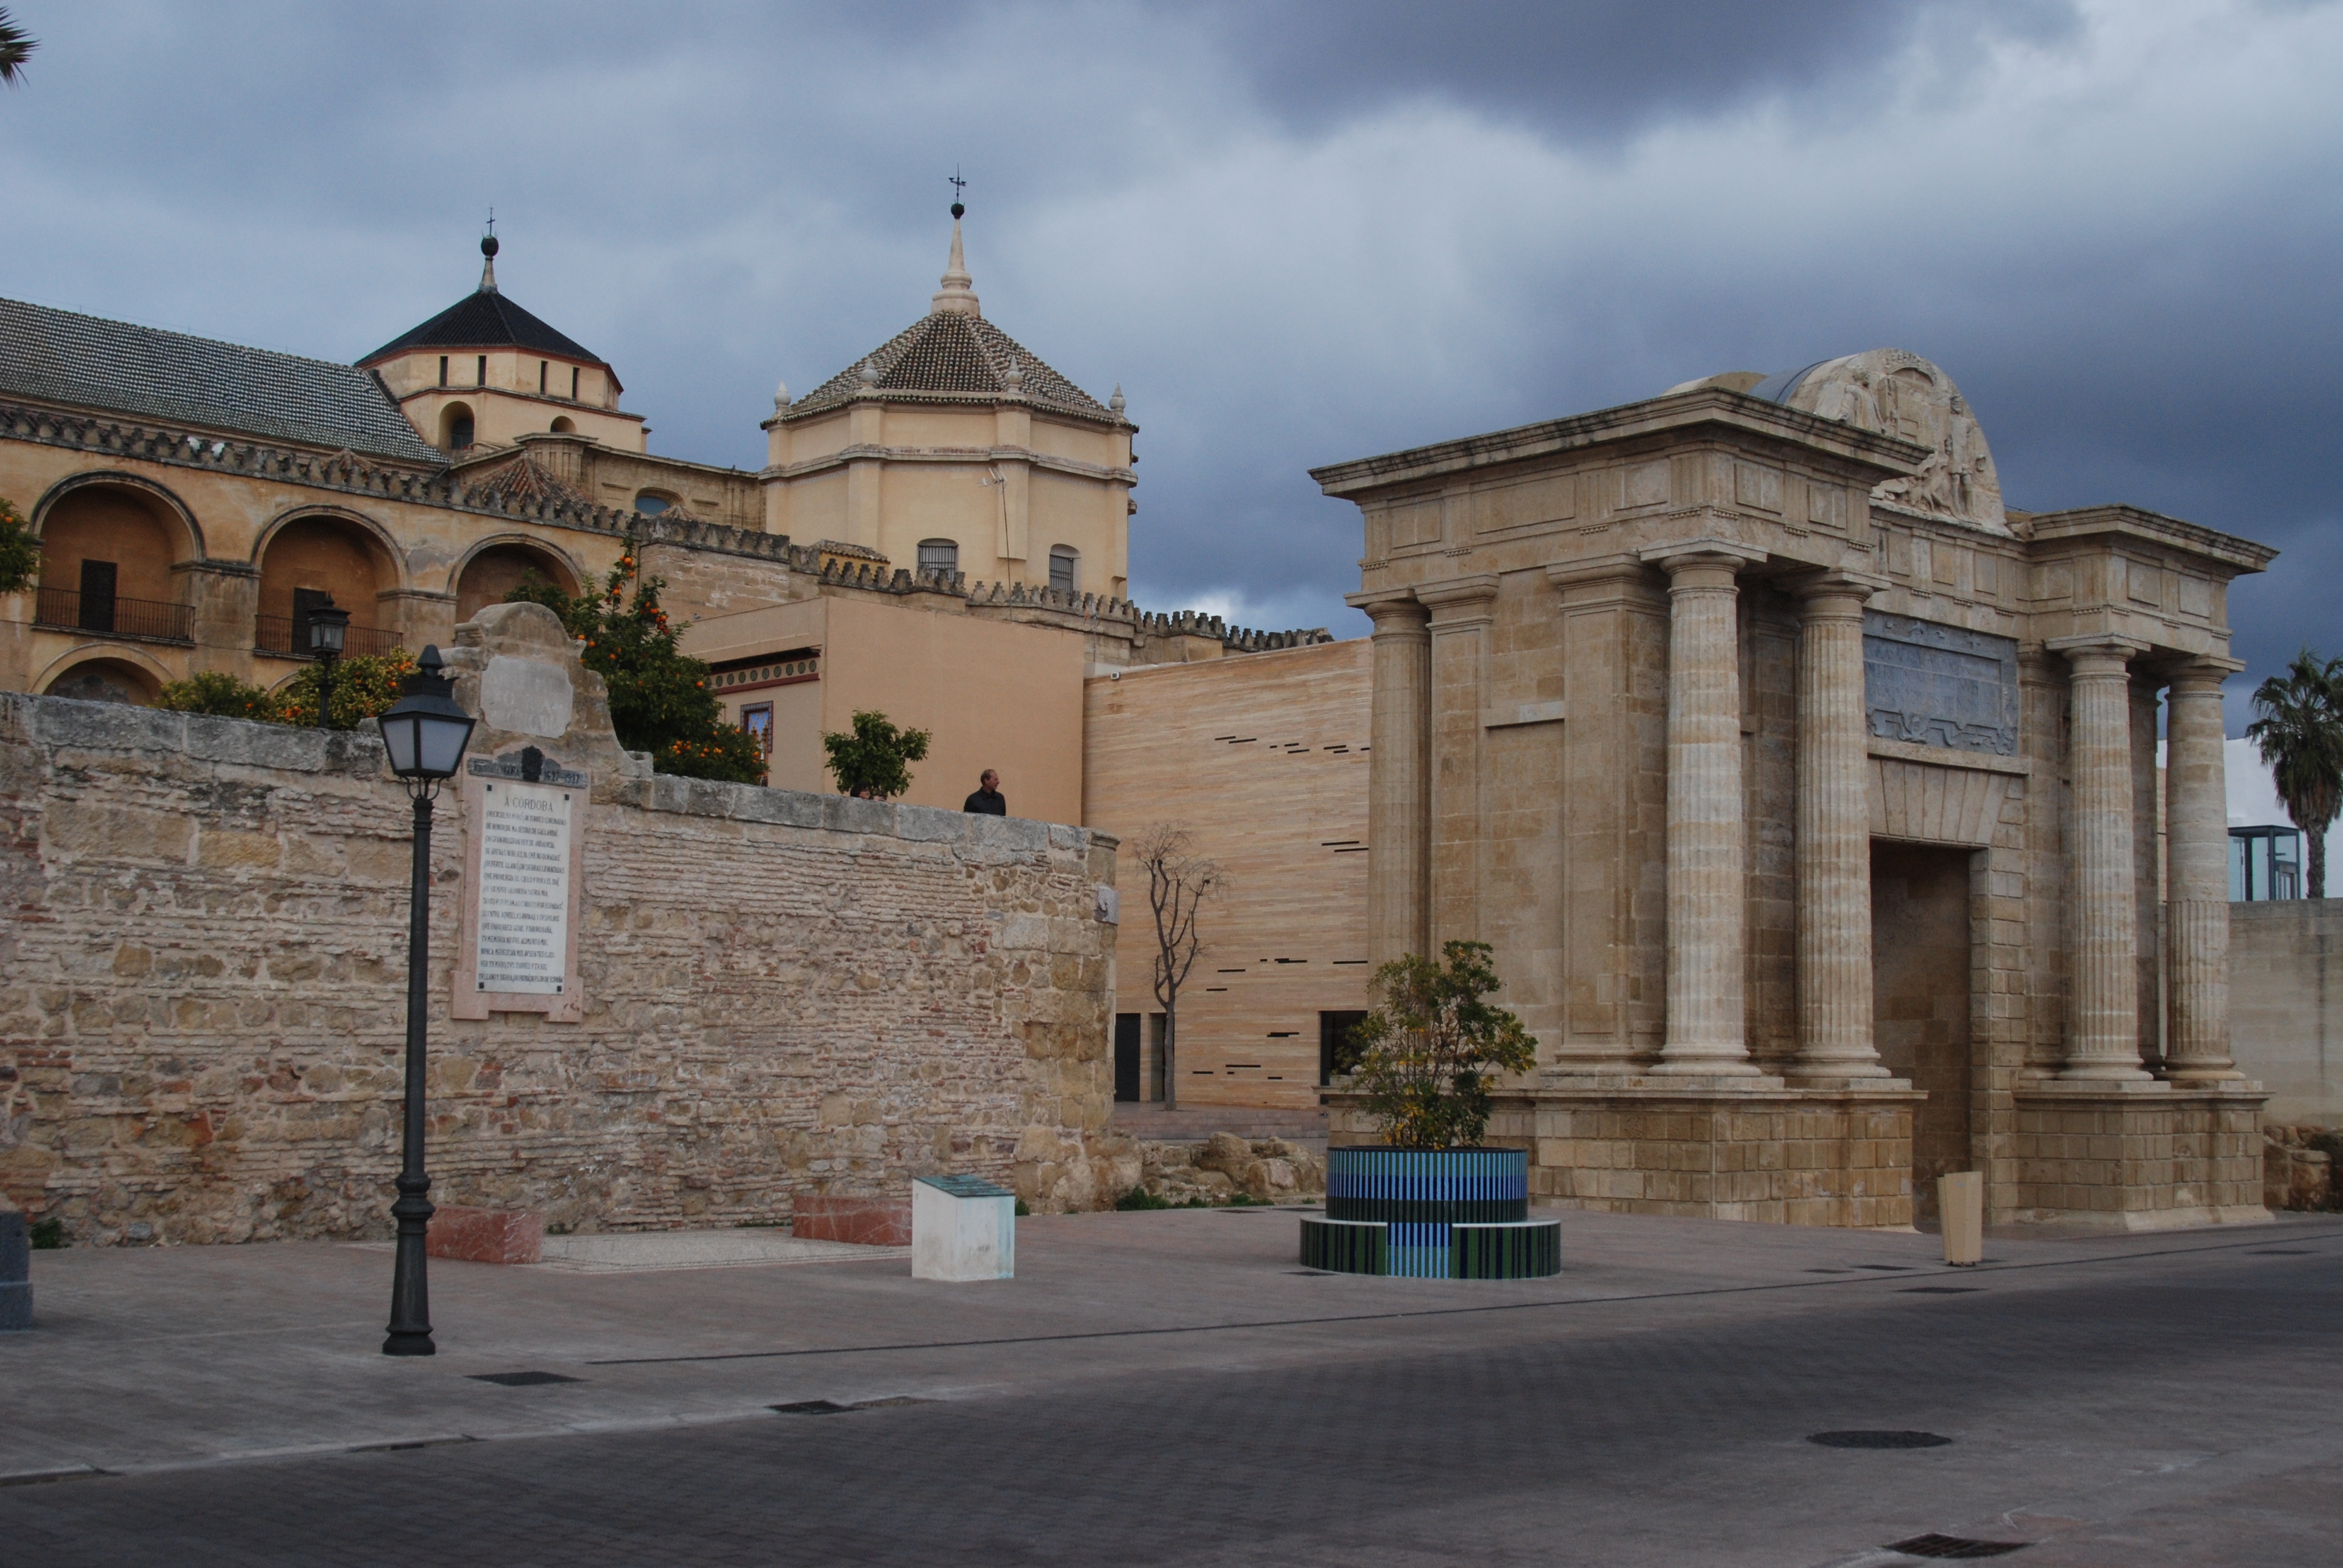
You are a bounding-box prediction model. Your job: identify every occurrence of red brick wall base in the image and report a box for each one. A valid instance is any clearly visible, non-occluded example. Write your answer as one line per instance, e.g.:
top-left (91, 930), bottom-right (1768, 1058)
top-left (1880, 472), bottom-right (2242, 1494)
top-left (791, 1196), bottom-right (911, 1246)
top-left (426, 1206), bottom-right (544, 1264)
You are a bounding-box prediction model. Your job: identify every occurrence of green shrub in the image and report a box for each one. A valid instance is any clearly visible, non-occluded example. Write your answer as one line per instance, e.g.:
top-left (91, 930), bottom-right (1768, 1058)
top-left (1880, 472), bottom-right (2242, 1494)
top-left (156, 670), bottom-right (284, 722)
top-left (1115, 1187), bottom-right (1174, 1210)
top-left (1014, 1197), bottom-right (1032, 1217)
top-left (822, 710), bottom-right (931, 800)
top-left (28, 1217), bottom-right (66, 1250)
top-left (0, 496), bottom-right (36, 594)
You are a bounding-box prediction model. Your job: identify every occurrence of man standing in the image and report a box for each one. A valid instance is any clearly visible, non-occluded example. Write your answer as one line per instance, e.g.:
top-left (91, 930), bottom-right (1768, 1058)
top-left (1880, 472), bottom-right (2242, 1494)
top-left (963, 769), bottom-right (1006, 815)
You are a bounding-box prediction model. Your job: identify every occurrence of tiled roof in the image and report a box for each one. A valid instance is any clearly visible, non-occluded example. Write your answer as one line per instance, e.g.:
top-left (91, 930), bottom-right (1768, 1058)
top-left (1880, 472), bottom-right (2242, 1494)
top-left (0, 296), bottom-right (445, 466)
top-left (787, 311), bottom-right (1116, 423)
top-left (467, 454), bottom-right (592, 511)
top-left (360, 288), bottom-right (605, 367)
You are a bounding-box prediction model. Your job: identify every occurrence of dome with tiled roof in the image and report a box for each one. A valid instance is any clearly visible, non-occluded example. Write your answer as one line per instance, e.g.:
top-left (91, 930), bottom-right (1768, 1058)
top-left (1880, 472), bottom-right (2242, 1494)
top-left (358, 235), bottom-right (611, 379)
top-left (782, 218), bottom-right (1121, 426)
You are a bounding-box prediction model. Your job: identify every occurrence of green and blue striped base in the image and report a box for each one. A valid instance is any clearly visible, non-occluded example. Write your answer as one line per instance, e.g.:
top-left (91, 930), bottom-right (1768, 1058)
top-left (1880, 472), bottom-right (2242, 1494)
top-left (1301, 1148), bottom-right (1559, 1278)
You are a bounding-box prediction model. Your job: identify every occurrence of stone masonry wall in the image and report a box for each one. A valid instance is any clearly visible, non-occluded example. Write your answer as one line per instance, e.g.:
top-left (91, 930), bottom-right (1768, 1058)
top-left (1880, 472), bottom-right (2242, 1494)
top-left (2231, 898), bottom-right (2343, 1128)
top-left (0, 692), bottom-right (1121, 1245)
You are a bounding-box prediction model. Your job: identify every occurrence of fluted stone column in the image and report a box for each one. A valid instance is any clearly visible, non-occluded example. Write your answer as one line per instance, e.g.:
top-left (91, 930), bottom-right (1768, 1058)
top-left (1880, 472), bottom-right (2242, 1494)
top-left (1364, 596), bottom-right (1431, 964)
top-left (1421, 577), bottom-right (1501, 950)
top-left (2164, 659), bottom-right (2241, 1081)
top-left (2055, 638), bottom-right (2152, 1081)
top-left (1789, 576), bottom-right (1888, 1082)
top-left (1652, 550), bottom-right (1757, 1076)
top-left (2131, 673), bottom-right (2165, 1071)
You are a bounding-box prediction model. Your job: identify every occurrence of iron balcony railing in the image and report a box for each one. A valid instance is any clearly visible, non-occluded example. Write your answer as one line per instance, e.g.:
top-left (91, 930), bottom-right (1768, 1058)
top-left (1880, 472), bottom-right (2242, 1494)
top-left (254, 614), bottom-right (405, 661)
top-left (33, 586), bottom-right (195, 643)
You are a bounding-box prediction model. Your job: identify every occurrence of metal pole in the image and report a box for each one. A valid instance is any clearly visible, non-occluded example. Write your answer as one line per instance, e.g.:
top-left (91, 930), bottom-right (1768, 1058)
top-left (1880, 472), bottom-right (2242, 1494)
top-left (384, 786), bottom-right (437, 1356)
top-left (316, 652), bottom-right (336, 729)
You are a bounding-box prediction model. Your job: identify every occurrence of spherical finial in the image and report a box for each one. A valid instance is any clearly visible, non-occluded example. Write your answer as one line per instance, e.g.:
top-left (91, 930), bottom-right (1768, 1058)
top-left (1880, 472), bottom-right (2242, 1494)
top-left (1109, 383), bottom-right (1126, 415)
top-left (481, 234), bottom-right (500, 258)
top-left (951, 200), bottom-right (965, 220)
top-left (1002, 359), bottom-right (1024, 392)
top-left (857, 358), bottom-right (880, 388)
top-left (773, 377), bottom-right (791, 412)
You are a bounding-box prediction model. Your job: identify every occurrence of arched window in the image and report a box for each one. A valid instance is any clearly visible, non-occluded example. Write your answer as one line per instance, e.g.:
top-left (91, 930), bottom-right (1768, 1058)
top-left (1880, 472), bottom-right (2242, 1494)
top-left (455, 543), bottom-right (578, 621)
top-left (1049, 544), bottom-right (1078, 595)
top-left (441, 403), bottom-right (475, 452)
top-left (634, 492), bottom-right (675, 517)
top-left (917, 538), bottom-right (958, 576)
top-left (549, 416), bottom-right (575, 434)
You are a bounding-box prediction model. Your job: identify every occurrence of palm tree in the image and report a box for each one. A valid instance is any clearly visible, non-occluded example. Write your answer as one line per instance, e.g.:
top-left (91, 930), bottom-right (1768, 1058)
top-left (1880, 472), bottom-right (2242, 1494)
top-left (2247, 648), bottom-right (2343, 898)
top-left (0, 9), bottom-right (34, 87)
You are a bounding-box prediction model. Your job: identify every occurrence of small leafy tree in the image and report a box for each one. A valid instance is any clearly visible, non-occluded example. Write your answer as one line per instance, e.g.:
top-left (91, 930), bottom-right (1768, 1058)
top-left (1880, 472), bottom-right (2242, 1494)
top-left (1129, 822), bottom-right (1222, 1112)
top-left (1349, 941), bottom-right (1536, 1150)
top-left (275, 650), bottom-right (416, 729)
top-left (156, 670), bottom-right (283, 722)
top-left (503, 544), bottom-right (766, 784)
top-left (0, 496), bottom-right (38, 593)
top-left (2248, 647), bottom-right (2343, 897)
top-left (822, 710), bottom-right (931, 799)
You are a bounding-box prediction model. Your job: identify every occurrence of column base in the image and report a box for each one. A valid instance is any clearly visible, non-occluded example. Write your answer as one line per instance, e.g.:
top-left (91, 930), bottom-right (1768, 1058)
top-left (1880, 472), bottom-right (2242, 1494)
top-left (2056, 1062), bottom-right (2156, 1083)
top-left (2006, 1083), bottom-right (2269, 1232)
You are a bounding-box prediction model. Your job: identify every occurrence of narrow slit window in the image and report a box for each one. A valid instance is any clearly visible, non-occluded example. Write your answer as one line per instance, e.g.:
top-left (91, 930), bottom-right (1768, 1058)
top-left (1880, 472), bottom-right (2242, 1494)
top-left (571, 367), bottom-right (580, 400)
top-left (476, 354), bottom-right (487, 386)
top-left (437, 355), bottom-right (448, 388)
top-left (539, 361), bottom-right (548, 394)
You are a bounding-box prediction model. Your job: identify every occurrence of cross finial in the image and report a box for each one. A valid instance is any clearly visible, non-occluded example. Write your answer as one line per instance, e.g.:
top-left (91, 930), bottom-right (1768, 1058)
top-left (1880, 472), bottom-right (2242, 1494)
top-left (948, 167), bottom-right (966, 220)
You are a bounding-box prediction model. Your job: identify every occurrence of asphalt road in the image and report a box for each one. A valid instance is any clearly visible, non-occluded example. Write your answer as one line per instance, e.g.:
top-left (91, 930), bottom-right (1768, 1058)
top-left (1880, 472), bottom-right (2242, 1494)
top-left (5, 1216), bottom-right (2339, 1566)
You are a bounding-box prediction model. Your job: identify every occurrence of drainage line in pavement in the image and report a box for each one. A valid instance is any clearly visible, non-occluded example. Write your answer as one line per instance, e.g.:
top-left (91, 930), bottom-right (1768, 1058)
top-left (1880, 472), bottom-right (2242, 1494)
top-left (586, 1227), bottom-right (2340, 1368)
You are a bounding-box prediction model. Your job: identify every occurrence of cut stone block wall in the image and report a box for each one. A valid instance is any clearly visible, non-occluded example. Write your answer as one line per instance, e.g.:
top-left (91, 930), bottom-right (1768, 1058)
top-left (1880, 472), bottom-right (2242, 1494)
top-left (2230, 899), bottom-right (2343, 1127)
top-left (0, 691), bottom-right (1120, 1246)
top-left (2007, 1086), bottom-right (2266, 1231)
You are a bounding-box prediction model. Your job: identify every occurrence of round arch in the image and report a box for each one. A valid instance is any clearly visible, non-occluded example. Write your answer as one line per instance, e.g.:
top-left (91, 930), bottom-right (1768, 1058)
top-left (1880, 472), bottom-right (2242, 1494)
top-left (31, 469), bottom-right (208, 559)
top-left (251, 505), bottom-right (407, 658)
top-left (33, 644), bottom-right (175, 706)
top-left (549, 416), bottom-right (576, 434)
top-left (448, 533), bottom-right (586, 621)
top-left (248, 504), bottom-right (409, 590)
top-left (440, 402), bottom-right (476, 452)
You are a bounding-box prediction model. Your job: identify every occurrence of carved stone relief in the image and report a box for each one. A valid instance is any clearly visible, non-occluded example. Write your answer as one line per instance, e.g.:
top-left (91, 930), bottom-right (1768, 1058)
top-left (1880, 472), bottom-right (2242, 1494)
top-left (1862, 610), bottom-right (2020, 756)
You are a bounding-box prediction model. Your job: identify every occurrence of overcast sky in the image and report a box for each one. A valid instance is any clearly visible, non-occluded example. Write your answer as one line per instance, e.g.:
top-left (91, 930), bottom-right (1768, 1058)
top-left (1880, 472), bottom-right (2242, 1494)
top-left (1, 0), bottom-right (2337, 738)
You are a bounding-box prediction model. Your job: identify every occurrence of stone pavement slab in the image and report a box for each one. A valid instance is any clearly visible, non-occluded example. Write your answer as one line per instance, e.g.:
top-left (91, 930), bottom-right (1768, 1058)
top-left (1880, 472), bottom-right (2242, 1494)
top-left (2, 1208), bottom-right (2339, 1564)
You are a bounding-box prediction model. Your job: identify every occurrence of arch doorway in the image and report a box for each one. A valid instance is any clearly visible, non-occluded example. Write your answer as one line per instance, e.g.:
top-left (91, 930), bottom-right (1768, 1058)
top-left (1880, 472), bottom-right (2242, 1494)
top-left (440, 402), bottom-right (476, 452)
top-left (34, 482), bottom-right (195, 642)
top-left (257, 516), bottom-right (399, 659)
top-left (42, 656), bottom-right (163, 707)
top-left (455, 543), bottom-right (578, 621)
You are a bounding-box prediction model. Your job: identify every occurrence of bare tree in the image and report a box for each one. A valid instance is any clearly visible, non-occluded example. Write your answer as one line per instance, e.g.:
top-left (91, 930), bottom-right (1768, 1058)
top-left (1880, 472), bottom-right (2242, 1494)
top-left (1130, 823), bottom-right (1222, 1112)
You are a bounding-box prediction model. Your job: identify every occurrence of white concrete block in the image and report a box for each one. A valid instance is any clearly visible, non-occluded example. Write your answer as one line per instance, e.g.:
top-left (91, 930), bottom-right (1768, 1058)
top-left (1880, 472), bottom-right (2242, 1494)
top-left (913, 1175), bottom-right (1016, 1281)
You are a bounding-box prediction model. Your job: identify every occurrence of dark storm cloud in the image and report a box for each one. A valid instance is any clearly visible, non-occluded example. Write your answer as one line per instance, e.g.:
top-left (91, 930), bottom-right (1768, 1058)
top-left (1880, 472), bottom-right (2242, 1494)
top-left (0, 1), bottom-right (2336, 731)
top-left (1193, 0), bottom-right (2083, 141)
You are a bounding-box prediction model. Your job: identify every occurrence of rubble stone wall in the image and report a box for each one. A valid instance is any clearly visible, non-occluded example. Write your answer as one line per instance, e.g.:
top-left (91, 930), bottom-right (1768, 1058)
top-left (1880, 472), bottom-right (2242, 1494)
top-left (0, 691), bottom-right (1120, 1245)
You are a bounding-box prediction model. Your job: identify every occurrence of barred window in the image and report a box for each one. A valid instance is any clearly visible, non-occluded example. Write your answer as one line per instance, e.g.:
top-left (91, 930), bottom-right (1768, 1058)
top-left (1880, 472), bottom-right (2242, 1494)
top-left (917, 538), bottom-right (958, 576)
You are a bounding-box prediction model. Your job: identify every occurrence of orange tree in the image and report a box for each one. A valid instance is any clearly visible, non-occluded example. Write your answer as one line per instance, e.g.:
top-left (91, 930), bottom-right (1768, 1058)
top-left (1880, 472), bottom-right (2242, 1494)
top-left (504, 540), bottom-right (766, 783)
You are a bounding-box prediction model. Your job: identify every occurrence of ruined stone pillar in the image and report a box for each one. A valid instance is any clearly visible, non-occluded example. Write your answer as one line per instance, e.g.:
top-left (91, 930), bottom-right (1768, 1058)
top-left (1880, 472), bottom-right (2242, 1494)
top-left (2054, 638), bottom-right (2152, 1081)
top-left (1651, 550), bottom-right (1757, 1076)
top-left (1364, 596), bottom-right (1431, 964)
top-left (2164, 659), bottom-right (2241, 1081)
top-left (1789, 575), bottom-right (1888, 1083)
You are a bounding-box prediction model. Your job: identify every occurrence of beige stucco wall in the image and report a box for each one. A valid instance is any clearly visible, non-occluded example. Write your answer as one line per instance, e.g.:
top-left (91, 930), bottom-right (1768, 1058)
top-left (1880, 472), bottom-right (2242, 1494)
top-left (2232, 899), bottom-right (2343, 1126)
top-left (684, 592), bottom-right (1087, 825)
top-left (372, 347), bottom-right (641, 456)
top-left (1083, 639), bottom-right (1374, 1106)
top-left (765, 397), bottom-right (1130, 598)
top-left (0, 679), bottom-right (1123, 1244)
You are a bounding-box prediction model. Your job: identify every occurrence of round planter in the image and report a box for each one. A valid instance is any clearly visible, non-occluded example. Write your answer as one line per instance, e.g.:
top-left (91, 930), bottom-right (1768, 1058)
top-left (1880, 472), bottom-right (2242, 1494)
top-left (1299, 1146), bottom-right (1559, 1279)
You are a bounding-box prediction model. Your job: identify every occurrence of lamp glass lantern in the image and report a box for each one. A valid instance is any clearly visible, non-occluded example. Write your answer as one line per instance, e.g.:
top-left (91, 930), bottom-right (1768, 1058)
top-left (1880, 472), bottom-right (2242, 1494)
top-left (379, 645), bottom-right (476, 781)
top-left (307, 599), bottom-right (351, 658)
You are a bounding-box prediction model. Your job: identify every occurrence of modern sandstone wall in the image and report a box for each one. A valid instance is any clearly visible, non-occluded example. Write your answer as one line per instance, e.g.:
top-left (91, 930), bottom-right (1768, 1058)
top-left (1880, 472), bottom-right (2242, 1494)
top-left (0, 687), bottom-right (1124, 1246)
top-left (2232, 899), bottom-right (2343, 1127)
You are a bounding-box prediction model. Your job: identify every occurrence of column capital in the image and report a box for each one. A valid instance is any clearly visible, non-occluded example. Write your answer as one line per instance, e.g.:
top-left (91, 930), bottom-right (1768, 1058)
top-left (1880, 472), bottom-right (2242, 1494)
top-left (2046, 633), bottom-right (2151, 671)
top-left (1784, 568), bottom-right (1888, 617)
top-left (2169, 655), bottom-right (2246, 693)
top-left (1639, 538), bottom-right (1767, 578)
top-left (1416, 573), bottom-right (1501, 625)
top-left (1352, 593), bottom-right (1429, 639)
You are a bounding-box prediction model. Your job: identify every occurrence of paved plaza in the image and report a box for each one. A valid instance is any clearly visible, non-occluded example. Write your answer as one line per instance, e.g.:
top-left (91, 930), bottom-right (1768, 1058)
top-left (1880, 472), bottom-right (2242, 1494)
top-left (3, 1207), bottom-right (2339, 1566)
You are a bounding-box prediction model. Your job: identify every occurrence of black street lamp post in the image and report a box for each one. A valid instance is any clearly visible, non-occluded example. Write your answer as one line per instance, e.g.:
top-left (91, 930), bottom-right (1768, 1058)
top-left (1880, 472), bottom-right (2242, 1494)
top-left (307, 597), bottom-right (350, 727)
top-left (375, 645), bottom-right (476, 1357)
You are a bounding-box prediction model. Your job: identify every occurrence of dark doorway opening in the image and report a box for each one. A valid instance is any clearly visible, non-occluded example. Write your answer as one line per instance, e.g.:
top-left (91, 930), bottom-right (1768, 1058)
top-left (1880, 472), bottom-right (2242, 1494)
top-left (1114, 1013), bottom-right (1142, 1103)
top-left (1871, 841), bottom-right (1974, 1229)
top-left (77, 558), bottom-right (117, 633)
top-left (1320, 1010), bottom-right (1370, 1086)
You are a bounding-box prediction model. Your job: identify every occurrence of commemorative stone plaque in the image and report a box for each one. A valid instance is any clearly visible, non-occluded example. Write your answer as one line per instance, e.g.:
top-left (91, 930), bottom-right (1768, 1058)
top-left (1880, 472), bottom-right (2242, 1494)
top-left (454, 748), bottom-right (588, 1021)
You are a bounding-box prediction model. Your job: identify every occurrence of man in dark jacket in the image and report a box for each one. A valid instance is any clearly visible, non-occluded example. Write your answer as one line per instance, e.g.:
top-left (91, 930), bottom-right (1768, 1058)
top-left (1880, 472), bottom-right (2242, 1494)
top-left (963, 769), bottom-right (1006, 815)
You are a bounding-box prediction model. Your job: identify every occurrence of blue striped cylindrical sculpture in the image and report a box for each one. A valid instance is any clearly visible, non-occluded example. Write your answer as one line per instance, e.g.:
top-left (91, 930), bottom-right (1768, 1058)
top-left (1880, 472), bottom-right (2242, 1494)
top-left (1300, 1148), bottom-right (1559, 1279)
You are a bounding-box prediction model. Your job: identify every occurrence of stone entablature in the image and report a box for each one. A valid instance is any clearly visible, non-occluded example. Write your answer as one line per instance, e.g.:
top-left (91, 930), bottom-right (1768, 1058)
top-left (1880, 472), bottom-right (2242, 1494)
top-left (1313, 358), bottom-right (2280, 1232)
